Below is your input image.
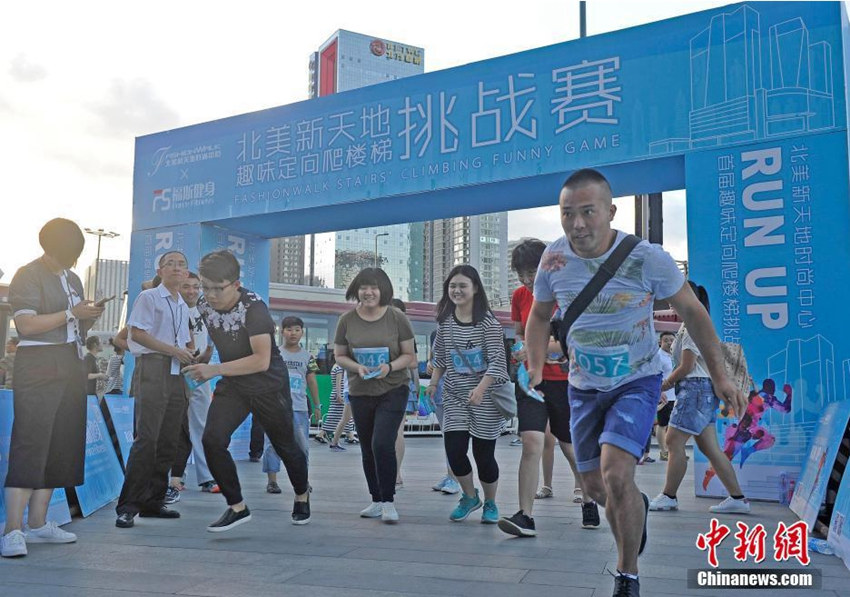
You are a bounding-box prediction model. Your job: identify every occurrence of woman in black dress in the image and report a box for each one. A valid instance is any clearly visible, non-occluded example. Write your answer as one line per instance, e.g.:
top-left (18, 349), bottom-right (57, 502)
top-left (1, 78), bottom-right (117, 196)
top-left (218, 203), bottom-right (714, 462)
top-left (1, 218), bottom-right (104, 558)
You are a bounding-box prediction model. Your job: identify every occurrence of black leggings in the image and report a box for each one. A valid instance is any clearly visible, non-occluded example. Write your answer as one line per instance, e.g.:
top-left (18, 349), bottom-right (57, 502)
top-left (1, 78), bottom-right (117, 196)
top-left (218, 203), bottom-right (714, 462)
top-left (348, 385), bottom-right (408, 503)
top-left (443, 431), bottom-right (499, 484)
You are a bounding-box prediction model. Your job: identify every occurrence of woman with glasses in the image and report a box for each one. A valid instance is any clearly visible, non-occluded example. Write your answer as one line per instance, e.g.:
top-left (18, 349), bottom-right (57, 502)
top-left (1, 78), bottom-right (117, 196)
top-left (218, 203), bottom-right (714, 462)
top-left (2, 219), bottom-right (104, 558)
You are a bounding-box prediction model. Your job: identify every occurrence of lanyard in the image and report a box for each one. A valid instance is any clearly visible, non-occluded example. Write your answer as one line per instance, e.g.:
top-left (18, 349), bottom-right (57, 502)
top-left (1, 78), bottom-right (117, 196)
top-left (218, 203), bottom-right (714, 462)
top-left (164, 295), bottom-right (183, 347)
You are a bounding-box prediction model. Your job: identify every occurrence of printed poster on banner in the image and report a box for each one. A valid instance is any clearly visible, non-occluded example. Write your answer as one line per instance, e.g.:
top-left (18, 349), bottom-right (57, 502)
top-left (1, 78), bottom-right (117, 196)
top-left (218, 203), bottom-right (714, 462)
top-left (0, 390), bottom-right (71, 526)
top-left (75, 396), bottom-right (125, 517)
top-left (686, 131), bottom-right (850, 501)
top-left (103, 395), bottom-right (135, 466)
top-left (790, 400), bottom-right (850, 528)
top-left (828, 465), bottom-right (850, 570)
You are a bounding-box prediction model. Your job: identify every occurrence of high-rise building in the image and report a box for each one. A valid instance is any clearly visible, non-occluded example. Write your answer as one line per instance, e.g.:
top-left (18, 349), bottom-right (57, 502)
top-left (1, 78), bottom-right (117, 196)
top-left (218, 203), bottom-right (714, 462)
top-left (269, 237), bottom-right (306, 285)
top-left (300, 30), bottom-right (426, 299)
top-left (423, 213), bottom-right (509, 306)
top-left (84, 259), bottom-right (129, 332)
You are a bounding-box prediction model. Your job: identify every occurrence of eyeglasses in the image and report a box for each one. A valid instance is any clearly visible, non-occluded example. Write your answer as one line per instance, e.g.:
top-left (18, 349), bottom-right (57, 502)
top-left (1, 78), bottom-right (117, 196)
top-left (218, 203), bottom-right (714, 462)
top-left (201, 281), bottom-right (236, 296)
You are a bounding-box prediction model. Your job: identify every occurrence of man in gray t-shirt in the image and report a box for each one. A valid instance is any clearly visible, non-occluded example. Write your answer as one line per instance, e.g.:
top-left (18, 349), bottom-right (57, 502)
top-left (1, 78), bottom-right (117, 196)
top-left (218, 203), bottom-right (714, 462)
top-left (525, 169), bottom-right (746, 597)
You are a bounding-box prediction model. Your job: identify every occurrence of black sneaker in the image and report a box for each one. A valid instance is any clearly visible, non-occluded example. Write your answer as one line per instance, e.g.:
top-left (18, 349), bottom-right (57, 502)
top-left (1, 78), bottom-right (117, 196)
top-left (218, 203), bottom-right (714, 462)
top-left (207, 506), bottom-right (252, 533)
top-left (291, 497), bottom-right (311, 525)
top-left (612, 574), bottom-right (640, 596)
top-left (581, 501), bottom-right (600, 529)
top-left (497, 510), bottom-right (537, 537)
top-left (639, 492), bottom-right (649, 555)
top-left (164, 486), bottom-right (180, 504)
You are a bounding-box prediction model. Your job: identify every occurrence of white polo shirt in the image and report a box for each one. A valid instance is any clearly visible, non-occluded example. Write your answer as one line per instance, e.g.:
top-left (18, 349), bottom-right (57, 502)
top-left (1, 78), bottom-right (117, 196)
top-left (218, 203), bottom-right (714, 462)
top-left (128, 284), bottom-right (191, 374)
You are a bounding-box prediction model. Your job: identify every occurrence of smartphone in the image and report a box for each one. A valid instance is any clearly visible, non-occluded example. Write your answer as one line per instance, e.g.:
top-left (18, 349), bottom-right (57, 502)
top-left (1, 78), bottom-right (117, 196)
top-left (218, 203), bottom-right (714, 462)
top-left (95, 295), bottom-right (116, 307)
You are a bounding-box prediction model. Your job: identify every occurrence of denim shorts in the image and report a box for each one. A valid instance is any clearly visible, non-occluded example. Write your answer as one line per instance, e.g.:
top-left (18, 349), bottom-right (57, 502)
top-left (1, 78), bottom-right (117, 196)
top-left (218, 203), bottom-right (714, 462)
top-left (569, 374), bottom-right (661, 472)
top-left (669, 377), bottom-right (719, 435)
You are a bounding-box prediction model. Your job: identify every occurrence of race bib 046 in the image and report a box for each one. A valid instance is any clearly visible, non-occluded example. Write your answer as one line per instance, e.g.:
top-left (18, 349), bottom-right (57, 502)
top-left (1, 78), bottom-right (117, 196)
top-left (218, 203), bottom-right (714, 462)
top-left (573, 345), bottom-right (631, 379)
top-left (352, 347), bottom-right (390, 369)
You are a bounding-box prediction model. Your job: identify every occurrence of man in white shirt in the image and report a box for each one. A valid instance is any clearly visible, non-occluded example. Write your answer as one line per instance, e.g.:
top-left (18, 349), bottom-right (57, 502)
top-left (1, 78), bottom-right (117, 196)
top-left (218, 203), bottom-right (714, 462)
top-left (116, 251), bottom-right (195, 528)
top-left (656, 331), bottom-right (676, 460)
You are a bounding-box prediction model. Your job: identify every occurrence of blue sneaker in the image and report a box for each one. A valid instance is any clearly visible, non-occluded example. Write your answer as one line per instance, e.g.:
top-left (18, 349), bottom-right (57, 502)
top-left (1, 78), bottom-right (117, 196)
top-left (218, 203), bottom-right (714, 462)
top-left (441, 478), bottom-right (461, 495)
top-left (432, 476), bottom-right (449, 492)
top-left (450, 490), bottom-right (482, 521)
top-left (481, 499), bottom-right (499, 524)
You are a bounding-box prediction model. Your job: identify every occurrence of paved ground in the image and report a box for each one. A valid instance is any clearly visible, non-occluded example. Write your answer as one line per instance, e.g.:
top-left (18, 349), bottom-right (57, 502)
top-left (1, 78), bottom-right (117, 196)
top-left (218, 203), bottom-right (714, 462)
top-left (1, 436), bottom-right (847, 596)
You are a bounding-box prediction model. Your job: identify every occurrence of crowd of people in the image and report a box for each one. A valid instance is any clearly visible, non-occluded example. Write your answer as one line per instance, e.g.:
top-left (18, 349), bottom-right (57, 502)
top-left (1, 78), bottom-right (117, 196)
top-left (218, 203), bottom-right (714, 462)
top-left (1, 169), bottom-right (752, 597)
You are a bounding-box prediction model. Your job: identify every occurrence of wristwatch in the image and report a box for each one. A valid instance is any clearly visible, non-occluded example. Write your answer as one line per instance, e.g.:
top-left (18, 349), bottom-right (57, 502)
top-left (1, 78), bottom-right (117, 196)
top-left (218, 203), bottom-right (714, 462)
top-left (65, 309), bottom-right (76, 323)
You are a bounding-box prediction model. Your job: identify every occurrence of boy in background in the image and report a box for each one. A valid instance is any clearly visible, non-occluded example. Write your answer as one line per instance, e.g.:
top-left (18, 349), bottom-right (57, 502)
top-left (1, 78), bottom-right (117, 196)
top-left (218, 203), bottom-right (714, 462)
top-left (264, 316), bottom-right (320, 493)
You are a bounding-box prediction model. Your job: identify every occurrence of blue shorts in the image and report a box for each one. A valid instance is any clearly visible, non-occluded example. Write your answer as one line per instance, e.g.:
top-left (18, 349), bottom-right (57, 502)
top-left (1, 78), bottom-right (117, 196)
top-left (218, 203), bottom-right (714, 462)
top-left (569, 374), bottom-right (661, 472)
top-left (669, 377), bottom-right (718, 435)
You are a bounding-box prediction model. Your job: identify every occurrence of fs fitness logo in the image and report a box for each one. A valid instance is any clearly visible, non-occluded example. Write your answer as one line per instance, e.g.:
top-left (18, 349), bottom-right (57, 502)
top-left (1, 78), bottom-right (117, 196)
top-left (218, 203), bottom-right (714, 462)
top-left (153, 182), bottom-right (216, 212)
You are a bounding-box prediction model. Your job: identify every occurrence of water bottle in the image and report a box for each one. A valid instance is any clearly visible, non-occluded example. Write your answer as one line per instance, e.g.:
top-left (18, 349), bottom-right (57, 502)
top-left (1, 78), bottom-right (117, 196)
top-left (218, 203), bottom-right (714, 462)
top-left (807, 537), bottom-right (835, 556)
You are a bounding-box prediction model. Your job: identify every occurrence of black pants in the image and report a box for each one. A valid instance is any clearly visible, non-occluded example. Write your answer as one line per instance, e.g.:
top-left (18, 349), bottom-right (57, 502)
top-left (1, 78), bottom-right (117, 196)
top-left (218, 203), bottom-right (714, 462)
top-left (348, 385), bottom-right (407, 503)
top-left (249, 417), bottom-right (265, 458)
top-left (444, 431), bottom-right (499, 483)
top-left (170, 407), bottom-right (192, 479)
top-left (203, 381), bottom-right (309, 505)
top-left (117, 354), bottom-right (186, 515)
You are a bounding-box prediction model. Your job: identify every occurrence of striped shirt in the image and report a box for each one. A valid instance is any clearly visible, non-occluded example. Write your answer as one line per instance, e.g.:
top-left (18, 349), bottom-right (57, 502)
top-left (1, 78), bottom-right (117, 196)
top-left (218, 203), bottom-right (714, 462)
top-left (103, 354), bottom-right (123, 394)
top-left (433, 312), bottom-right (509, 440)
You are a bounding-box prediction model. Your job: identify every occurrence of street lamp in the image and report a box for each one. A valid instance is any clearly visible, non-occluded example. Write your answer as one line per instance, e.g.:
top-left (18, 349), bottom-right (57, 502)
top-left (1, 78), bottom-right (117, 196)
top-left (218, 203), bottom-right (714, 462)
top-left (374, 232), bottom-right (390, 268)
top-left (84, 228), bottom-right (120, 300)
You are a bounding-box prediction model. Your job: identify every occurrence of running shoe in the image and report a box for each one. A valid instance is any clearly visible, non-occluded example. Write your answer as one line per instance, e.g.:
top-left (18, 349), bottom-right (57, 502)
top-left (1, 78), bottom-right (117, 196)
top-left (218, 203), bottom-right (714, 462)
top-left (648, 493), bottom-right (678, 511)
top-left (329, 444), bottom-right (346, 452)
top-left (441, 478), bottom-right (461, 495)
top-left (164, 486), bottom-right (180, 504)
top-left (582, 501), bottom-right (600, 529)
top-left (497, 510), bottom-right (537, 537)
top-left (481, 499), bottom-right (499, 524)
top-left (449, 490), bottom-right (482, 521)
top-left (381, 502), bottom-right (399, 523)
top-left (709, 496), bottom-right (751, 514)
top-left (200, 481), bottom-right (220, 493)
top-left (432, 476), bottom-right (450, 492)
top-left (535, 486), bottom-right (554, 499)
top-left (360, 502), bottom-right (383, 518)
top-left (612, 573), bottom-right (640, 597)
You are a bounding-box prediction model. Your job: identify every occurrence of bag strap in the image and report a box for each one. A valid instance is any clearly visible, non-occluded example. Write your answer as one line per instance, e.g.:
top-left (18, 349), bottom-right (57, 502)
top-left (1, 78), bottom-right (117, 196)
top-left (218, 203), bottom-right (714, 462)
top-left (561, 234), bottom-right (642, 331)
top-left (449, 318), bottom-right (481, 376)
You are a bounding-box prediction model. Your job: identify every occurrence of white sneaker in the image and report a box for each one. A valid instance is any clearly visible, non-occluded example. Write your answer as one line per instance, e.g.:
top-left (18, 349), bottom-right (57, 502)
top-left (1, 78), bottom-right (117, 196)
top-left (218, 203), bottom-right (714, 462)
top-left (381, 502), bottom-right (399, 524)
top-left (360, 502), bottom-right (382, 518)
top-left (648, 493), bottom-right (679, 511)
top-left (710, 496), bottom-right (751, 514)
top-left (25, 521), bottom-right (77, 544)
top-left (432, 476), bottom-right (450, 492)
top-left (1, 530), bottom-right (27, 557)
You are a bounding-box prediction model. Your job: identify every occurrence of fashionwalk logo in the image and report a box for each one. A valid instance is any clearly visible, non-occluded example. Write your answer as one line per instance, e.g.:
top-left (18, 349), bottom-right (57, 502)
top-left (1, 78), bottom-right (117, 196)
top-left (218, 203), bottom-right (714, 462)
top-left (687, 518), bottom-right (821, 589)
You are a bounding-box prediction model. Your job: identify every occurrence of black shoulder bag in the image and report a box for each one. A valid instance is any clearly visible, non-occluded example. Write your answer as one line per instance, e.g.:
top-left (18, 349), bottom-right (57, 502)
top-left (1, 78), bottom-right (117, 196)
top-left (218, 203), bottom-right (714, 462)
top-left (554, 234), bottom-right (642, 356)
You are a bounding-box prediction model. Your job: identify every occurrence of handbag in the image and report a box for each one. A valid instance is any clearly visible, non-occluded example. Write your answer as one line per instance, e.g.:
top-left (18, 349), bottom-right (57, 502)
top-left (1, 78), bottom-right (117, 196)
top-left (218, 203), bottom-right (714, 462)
top-left (449, 319), bottom-right (516, 420)
top-left (554, 234), bottom-right (642, 356)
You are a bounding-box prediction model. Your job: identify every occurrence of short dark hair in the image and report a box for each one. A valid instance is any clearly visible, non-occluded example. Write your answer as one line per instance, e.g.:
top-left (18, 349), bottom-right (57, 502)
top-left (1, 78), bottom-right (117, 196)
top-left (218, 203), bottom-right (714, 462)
top-left (511, 239), bottom-right (547, 273)
top-left (199, 250), bottom-right (240, 283)
top-left (86, 336), bottom-right (101, 350)
top-left (281, 316), bottom-right (304, 329)
top-left (436, 264), bottom-right (491, 324)
top-left (390, 298), bottom-right (406, 312)
top-left (563, 168), bottom-right (612, 196)
top-left (345, 268), bottom-right (393, 305)
top-left (186, 271), bottom-right (199, 281)
top-left (39, 218), bottom-right (85, 268)
top-left (158, 251), bottom-right (188, 268)
top-left (687, 280), bottom-right (710, 314)
top-left (660, 331), bottom-right (675, 340)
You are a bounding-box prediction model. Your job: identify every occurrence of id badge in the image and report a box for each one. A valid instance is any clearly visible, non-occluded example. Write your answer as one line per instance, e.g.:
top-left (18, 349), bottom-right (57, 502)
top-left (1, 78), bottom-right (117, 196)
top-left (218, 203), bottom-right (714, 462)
top-left (352, 347), bottom-right (390, 369)
top-left (451, 347), bottom-right (486, 374)
top-left (572, 345), bottom-right (631, 379)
